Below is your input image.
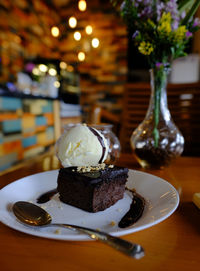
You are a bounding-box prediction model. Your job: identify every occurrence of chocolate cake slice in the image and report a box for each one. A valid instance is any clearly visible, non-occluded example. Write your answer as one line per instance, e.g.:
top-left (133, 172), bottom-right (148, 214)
top-left (57, 165), bottom-right (128, 212)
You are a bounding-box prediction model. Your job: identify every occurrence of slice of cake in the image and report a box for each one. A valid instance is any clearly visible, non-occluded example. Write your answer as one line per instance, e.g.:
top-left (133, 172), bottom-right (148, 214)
top-left (56, 124), bottom-right (128, 212)
top-left (57, 164), bottom-right (128, 212)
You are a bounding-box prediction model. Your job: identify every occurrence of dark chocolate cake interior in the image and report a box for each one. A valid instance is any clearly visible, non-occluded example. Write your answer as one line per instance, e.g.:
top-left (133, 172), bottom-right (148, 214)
top-left (57, 165), bottom-right (128, 213)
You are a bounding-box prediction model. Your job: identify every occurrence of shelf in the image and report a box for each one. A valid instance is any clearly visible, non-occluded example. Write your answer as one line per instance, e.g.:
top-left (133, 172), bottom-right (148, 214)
top-left (0, 88), bottom-right (59, 101)
top-left (0, 96), bottom-right (60, 171)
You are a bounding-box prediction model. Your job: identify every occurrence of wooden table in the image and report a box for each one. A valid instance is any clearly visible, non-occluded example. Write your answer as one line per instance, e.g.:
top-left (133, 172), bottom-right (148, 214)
top-left (0, 154), bottom-right (200, 271)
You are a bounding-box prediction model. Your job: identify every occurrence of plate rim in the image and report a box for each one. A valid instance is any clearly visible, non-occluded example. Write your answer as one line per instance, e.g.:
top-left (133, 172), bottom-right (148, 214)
top-left (0, 169), bottom-right (179, 241)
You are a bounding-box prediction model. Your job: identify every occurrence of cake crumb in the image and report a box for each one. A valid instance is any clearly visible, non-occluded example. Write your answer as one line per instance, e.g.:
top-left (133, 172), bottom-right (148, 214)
top-left (110, 221), bottom-right (116, 227)
top-left (77, 163), bottom-right (107, 173)
top-left (54, 229), bottom-right (61, 234)
top-left (108, 164), bottom-right (114, 168)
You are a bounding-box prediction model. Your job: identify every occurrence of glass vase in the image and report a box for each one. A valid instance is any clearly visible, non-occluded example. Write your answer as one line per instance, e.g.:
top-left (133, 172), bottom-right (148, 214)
top-left (130, 68), bottom-right (184, 169)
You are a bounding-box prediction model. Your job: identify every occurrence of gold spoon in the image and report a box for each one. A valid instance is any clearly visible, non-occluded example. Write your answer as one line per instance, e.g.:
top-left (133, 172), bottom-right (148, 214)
top-left (13, 201), bottom-right (144, 259)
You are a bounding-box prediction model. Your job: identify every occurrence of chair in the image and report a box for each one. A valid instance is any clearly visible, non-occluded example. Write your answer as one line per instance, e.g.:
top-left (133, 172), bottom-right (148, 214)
top-left (167, 82), bottom-right (200, 156)
top-left (120, 82), bottom-right (200, 156)
top-left (89, 104), bottom-right (121, 135)
top-left (89, 104), bottom-right (120, 125)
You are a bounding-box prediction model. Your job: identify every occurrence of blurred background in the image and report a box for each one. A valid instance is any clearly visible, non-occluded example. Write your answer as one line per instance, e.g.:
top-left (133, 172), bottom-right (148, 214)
top-left (0, 0), bottom-right (200, 171)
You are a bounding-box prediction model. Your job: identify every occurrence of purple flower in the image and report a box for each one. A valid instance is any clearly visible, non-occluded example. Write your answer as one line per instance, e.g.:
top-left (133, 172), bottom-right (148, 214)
top-left (155, 62), bottom-right (170, 69)
top-left (132, 30), bottom-right (139, 39)
top-left (157, 1), bottom-right (165, 21)
top-left (193, 18), bottom-right (200, 27)
top-left (156, 62), bottom-right (162, 68)
top-left (120, 2), bottom-right (125, 11)
top-left (25, 63), bottom-right (35, 73)
top-left (186, 31), bottom-right (193, 38)
top-left (180, 11), bottom-right (186, 20)
top-left (140, 6), bottom-right (153, 18)
top-left (130, 0), bottom-right (154, 18)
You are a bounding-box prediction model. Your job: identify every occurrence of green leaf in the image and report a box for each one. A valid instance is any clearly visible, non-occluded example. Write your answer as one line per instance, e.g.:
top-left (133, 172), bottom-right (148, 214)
top-left (178, 0), bottom-right (195, 12)
top-left (181, 0), bottom-right (200, 25)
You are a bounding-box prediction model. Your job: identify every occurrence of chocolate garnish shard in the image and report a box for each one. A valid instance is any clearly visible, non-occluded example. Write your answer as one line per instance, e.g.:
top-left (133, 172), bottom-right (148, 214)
top-left (88, 126), bottom-right (106, 163)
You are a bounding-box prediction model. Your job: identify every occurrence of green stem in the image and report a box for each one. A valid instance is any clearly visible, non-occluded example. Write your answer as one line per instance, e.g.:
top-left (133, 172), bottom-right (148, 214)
top-left (152, 67), bottom-right (168, 148)
top-left (153, 86), bottom-right (160, 148)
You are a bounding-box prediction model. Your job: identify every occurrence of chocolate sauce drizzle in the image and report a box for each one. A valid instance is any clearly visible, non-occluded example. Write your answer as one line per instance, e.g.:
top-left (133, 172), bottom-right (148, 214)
top-left (118, 189), bottom-right (145, 228)
top-left (37, 189), bottom-right (57, 204)
top-left (88, 127), bottom-right (106, 163)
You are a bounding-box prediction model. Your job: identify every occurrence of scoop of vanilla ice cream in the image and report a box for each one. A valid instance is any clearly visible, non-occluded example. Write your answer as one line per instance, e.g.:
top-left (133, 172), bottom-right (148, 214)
top-left (57, 124), bottom-right (109, 167)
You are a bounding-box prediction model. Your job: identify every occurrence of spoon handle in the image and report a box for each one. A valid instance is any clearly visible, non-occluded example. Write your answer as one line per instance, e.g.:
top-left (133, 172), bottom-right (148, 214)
top-left (51, 223), bottom-right (144, 259)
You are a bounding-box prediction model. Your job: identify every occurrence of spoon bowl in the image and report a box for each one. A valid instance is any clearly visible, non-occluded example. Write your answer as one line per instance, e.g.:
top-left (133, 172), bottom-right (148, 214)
top-left (13, 201), bottom-right (144, 259)
top-left (13, 201), bottom-right (52, 226)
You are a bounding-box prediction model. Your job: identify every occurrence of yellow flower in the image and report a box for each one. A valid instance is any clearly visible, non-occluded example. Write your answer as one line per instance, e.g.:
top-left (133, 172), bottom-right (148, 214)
top-left (157, 12), bottom-right (172, 35)
top-left (138, 41), bottom-right (154, 55)
top-left (160, 12), bottom-right (171, 23)
top-left (173, 26), bottom-right (187, 42)
top-left (147, 19), bottom-right (156, 28)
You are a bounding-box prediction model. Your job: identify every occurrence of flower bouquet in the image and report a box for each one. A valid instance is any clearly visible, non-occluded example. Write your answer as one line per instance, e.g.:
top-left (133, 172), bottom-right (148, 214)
top-left (117, 0), bottom-right (200, 65)
top-left (112, 0), bottom-right (200, 168)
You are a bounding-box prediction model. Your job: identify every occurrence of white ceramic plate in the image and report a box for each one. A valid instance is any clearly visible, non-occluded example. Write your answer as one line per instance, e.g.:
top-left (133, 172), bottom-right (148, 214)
top-left (0, 169), bottom-right (179, 241)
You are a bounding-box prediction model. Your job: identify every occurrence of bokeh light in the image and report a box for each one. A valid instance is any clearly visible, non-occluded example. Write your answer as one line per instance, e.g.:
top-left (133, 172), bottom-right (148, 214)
top-left (69, 17), bottom-right (77, 28)
top-left (51, 26), bottom-right (60, 37)
top-left (85, 25), bottom-right (93, 35)
top-left (78, 52), bottom-right (85, 61)
top-left (74, 31), bottom-right (81, 41)
top-left (48, 68), bottom-right (57, 76)
top-left (91, 38), bottom-right (99, 48)
top-left (78, 0), bottom-right (87, 11)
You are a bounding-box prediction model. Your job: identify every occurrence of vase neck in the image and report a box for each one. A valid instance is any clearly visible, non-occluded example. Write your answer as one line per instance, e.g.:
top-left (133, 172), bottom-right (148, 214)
top-left (146, 68), bottom-right (171, 121)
